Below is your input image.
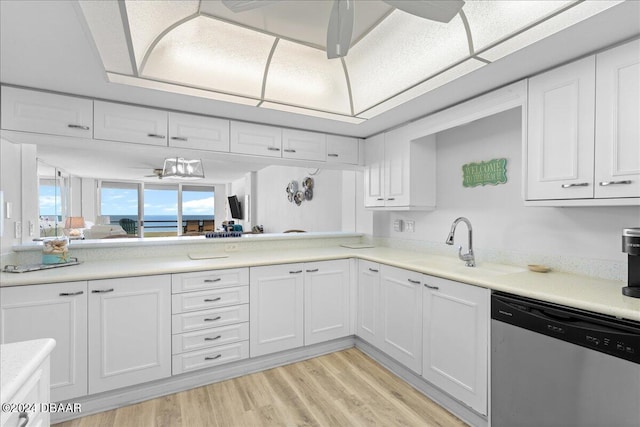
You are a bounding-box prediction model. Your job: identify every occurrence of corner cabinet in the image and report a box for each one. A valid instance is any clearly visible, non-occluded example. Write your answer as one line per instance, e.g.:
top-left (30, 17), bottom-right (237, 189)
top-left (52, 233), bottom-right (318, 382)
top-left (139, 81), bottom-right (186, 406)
top-left (422, 275), bottom-right (489, 415)
top-left (364, 126), bottom-right (436, 210)
top-left (0, 282), bottom-right (88, 402)
top-left (88, 275), bottom-right (171, 394)
top-left (526, 39), bottom-right (640, 204)
top-left (357, 260), bottom-right (381, 346)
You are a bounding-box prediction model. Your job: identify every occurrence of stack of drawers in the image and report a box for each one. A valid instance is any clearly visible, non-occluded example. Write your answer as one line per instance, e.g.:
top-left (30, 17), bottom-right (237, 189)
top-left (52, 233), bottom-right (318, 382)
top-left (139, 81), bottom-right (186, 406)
top-left (171, 268), bottom-right (250, 375)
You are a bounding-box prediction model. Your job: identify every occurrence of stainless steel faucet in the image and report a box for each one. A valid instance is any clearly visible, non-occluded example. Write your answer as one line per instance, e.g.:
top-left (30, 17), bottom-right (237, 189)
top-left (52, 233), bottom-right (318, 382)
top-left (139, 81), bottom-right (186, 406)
top-left (446, 217), bottom-right (475, 267)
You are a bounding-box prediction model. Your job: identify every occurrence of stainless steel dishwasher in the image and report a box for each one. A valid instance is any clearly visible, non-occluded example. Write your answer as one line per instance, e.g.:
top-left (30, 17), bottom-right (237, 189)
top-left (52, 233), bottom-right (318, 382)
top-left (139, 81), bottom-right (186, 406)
top-left (491, 292), bottom-right (640, 427)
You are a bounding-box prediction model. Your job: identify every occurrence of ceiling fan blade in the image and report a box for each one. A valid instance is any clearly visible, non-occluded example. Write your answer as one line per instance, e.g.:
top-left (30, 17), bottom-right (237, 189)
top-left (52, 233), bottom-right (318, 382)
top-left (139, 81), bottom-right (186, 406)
top-left (326, 0), bottom-right (355, 59)
top-left (383, 0), bottom-right (465, 23)
top-left (221, 0), bottom-right (276, 13)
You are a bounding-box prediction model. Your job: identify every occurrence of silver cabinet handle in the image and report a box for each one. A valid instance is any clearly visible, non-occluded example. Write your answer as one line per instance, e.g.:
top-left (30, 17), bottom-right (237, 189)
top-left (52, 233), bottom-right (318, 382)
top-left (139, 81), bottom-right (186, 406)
top-left (267, 147), bottom-right (281, 151)
top-left (67, 124), bottom-right (90, 130)
top-left (18, 412), bottom-right (29, 427)
top-left (424, 284), bottom-right (439, 290)
top-left (92, 288), bottom-right (114, 293)
top-left (60, 291), bottom-right (84, 296)
top-left (283, 149), bottom-right (296, 153)
top-left (387, 198), bottom-right (395, 201)
top-left (328, 153), bottom-right (339, 157)
top-left (599, 180), bottom-right (632, 186)
top-left (147, 133), bottom-right (166, 138)
top-left (204, 278), bottom-right (221, 283)
top-left (204, 335), bottom-right (222, 341)
top-left (204, 297), bottom-right (222, 302)
top-left (205, 354), bottom-right (222, 360)
top-left (170, 136), bottom-right (188, 141)
top-left (561, 182), bottom-right (589, 188)
top-left (408, 279), bottom-right (420, 285)
top-left (289, 270), bottom-right (303, 274)
top-left (204, 316), bottom-right (222, 322)
top-left (306, 268), bottom-right (319, 273)
top-left (376, 198), bottom-right (384, 201)
top-left (368, 268), bottom-right (379, 273)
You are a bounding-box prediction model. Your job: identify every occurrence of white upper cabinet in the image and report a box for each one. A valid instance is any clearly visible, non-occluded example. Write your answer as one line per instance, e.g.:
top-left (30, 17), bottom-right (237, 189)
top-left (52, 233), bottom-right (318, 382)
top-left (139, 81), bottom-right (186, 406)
top-left (1, 86), bottom-right (93, 138)
top-left (94, 101), bottom-right (168, 146)
top-left (230, 121), bottom-right (283, 157)
top-left (168, 112), bottom-right (230, 152)
top-left (282, 129), bottom-right (326, 161)
top-left (594, 39), bottom-right (640, 199)
top-left (364, 127), bottom-right (436, 210)
top-left (326, 135), bottom-right (359, 164)
top-left (527, 56), bottom-right (596, 200)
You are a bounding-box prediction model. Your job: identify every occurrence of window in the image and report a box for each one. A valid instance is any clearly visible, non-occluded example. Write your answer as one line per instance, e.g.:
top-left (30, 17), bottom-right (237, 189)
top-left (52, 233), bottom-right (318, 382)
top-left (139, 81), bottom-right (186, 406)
top-left (100, 181), bottom-right (140, 236)
top-left (182, 185), bottom-right (215, 234)
top-left (144, 184), bottom-right (178, 237)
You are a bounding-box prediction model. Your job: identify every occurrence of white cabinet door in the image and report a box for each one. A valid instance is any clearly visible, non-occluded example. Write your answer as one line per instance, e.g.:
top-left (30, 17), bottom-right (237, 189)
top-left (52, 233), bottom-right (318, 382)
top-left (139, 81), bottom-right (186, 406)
top-left (364, 134), bottom-right (385, 207)
top-left (230, 121), bottom-right (282, 157)
top-left (250, 264), bottom-right (304, 357)
top-left (326, 135), bottom-right (359, 164)
top-left (168, 112), bottom-right (230, 152)
top-left (422, 275), bottom-right (489, 415)
top-left (304, 259), bottom-right (350, 345)
top-left (1, 86), bottom-right (93, 138)
top-left (94, 101), bottom-right (168, 146)
top-left (527, 56), bottom-right (596, 200)
top-left (595, 39), bottom-right (640, 199)
top-left (88, 275), bottom-right (171, 394)
top-left (379, 265), bottom-right (423, 374)
top-left (384, 127), bottom-right (411, 207)
top-left (282, 129), bottom-right (326, 161)
top-left (356, 260), bottom-right (381, 346)
top-left (0, 282), bottom-right (88, 401)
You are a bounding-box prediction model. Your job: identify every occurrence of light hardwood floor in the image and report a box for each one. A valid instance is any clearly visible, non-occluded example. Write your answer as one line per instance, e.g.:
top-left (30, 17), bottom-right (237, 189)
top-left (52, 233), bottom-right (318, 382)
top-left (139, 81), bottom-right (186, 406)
top-left (54, 348), bottom-right (467, 427)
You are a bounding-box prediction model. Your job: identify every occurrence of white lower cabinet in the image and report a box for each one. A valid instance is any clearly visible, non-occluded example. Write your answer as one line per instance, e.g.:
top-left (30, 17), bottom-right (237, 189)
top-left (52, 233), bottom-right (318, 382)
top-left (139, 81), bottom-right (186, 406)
top-left (88, 275), bottom-right (171, 394)
top-left (357, 260), bottom-right (382, 346)
top-left (0, 282), bottom-right (88, 402)
top-left (422, 275), bottom-right (489, 415)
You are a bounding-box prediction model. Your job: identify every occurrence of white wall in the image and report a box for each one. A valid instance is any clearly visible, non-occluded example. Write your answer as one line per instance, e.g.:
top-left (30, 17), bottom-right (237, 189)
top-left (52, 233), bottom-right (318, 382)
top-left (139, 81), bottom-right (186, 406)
top-left (374, 108), bottom-right (640, 266)
top-left (255, 165), bottom-right (343, 233)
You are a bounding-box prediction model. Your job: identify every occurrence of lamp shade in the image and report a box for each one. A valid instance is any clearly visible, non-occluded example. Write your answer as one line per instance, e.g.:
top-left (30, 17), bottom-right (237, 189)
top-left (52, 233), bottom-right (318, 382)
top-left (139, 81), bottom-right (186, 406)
top-left (162, 158), bottom-right (205, 179)
top-left (64, 217), bottom-right (86, 229)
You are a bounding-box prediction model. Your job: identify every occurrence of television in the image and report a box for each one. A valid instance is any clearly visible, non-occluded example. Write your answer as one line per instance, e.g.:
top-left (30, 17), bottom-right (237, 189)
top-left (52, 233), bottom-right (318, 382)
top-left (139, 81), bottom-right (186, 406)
top-left (228, 195), bottom-right (243, 219)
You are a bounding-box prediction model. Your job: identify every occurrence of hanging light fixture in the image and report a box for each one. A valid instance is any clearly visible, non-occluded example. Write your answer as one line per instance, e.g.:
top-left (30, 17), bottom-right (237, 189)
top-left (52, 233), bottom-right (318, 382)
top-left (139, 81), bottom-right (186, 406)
top-left (162, 158), bottom-right (205, 179)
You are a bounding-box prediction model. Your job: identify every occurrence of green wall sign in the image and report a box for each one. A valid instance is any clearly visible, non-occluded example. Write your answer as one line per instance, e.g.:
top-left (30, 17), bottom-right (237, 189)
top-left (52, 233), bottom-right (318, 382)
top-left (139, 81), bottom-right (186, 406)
top-left (462, 158), bottom-right (507, 187)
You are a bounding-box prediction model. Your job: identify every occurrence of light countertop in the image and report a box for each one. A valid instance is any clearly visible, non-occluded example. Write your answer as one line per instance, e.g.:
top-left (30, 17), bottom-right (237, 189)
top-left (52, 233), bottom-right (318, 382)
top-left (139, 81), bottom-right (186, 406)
top-left (0, 338), bottom-right (56, 404)
top-left (1, 246), bottom-right (638, 322)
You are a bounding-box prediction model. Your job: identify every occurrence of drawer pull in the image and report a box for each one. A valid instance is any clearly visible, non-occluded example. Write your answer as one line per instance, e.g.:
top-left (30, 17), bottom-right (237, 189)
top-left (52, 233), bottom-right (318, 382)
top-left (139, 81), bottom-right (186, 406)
top-left (368, 268), bottom-right (379, 273)
top-left (59, 291), bottom-right (84, 296)
top-left (376, 198), bottom-right (384, 201)
top-left (204, 297), bottom-right (222, 302)
top-left (283, 149), bottom-right (296, 153)
top-left (306, 268), bottom-right (319, 273)
top-left (407, 278), bottom-right (420, 285)
top-left (204, 335), bottom-right (222, 341)
top-left (387, 197), bottom-right (395, 201)
top-left (204, 316), bottom-right (222, 322)
top-left (289, 270), bottom-right (303, 274)
top-left (18, 412), bottom-right (29, 427)
top-left (170, 136), bottom-right (188, 141)
top-left (147, 133), bottom-right (166, 139)
top-left (424, 284), bottom-right (439, 290)
top-left (328, 153), bottom-right (339, 157)
top-left (92, 288), bottom-right (114, 293)
top-left (205, 354), bottom-right (222, 361)
top-left (267, 147), bottom-right (281, 151)
top-left (204, 278), bottom-right (222, 283)
top-left (599, 180), bottom-right (632, 186)
top-left (561, 182), bottom-right (589, 188)
top-left (67, 124), bottom-right (90, 130)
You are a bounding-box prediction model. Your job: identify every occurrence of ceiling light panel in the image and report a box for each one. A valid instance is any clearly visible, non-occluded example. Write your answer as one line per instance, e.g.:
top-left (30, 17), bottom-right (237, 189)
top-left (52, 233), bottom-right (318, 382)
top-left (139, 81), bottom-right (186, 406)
top-left (346, 10), bottom-right (469, 114)
top-left (77, 1), bottom-right (133, 74)
top-left (124, 0), bottom-right (199, 69)
top-left (265, 40), bottom-right (351, 114)
top-left (463, 0), bottom-right (573, 53)
top-left (142, 16), bottom-right (275, 98)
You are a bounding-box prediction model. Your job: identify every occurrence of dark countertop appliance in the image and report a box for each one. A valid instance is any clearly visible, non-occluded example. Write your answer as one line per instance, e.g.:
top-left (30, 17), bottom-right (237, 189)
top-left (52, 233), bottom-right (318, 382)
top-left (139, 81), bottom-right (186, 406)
top-left (623, 227), bottom-right (640, 298)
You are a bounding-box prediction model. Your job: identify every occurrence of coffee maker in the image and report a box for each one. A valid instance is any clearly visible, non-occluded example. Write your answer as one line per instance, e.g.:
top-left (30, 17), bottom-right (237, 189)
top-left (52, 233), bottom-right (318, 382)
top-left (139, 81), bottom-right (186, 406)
top-left (622, 228), bottom-right (640, 298)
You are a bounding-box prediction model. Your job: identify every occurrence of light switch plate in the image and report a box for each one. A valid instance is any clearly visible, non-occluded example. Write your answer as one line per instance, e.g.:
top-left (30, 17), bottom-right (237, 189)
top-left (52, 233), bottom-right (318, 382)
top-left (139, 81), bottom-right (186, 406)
top-left (393, 219), bottom-right (404, 232)
top-left (406, 220), bottom-right (415, 233)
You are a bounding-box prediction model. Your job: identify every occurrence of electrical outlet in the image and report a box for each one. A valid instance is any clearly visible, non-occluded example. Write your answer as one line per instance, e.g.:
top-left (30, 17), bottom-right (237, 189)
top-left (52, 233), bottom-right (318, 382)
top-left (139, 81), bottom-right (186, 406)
top-left (393, 219), bottom-right (404, 232)
top-left (224, 243), bottom-right (239, 252)
top-left (14, 221), bottom-right (21, 239)
top-left (406, 220), bottom-right (415, 233)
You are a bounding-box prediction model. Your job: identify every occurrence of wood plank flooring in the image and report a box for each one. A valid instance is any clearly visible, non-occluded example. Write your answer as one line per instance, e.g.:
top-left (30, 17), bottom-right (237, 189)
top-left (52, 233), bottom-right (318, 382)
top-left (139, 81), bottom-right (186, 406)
top-left (54, 348), bottom-right (467, 427)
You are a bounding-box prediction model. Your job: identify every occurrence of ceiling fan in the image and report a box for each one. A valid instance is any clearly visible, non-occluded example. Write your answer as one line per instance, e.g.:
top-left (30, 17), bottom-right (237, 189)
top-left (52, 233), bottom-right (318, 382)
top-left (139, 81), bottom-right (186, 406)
top-left (142, 168), bottom-right (165, 179)
top-left (221, 0), bottom-right (465, 59)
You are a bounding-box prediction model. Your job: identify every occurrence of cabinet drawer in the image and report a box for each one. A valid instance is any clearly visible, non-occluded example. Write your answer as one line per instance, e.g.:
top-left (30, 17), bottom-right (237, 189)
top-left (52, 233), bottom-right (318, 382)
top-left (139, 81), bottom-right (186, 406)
top-left (172, 341), bottom-right (249, 375)
top-left (171, 286), bottom-right (248, 314)
top-left (172, 322), bottom-right (249, 354)
top-left (172, 304), bottom-right (249, 334)
top-left (172, 268), bottom-right (249, 293)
